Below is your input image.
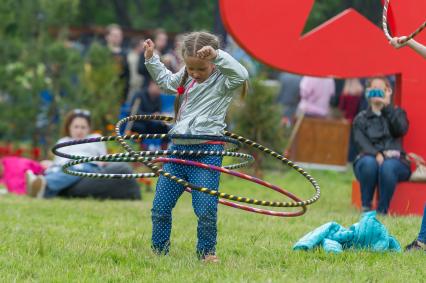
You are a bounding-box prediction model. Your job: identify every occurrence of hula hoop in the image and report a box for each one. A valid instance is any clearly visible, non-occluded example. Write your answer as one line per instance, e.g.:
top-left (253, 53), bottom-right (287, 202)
top-left (53, 114), bottom-right (321, 216)
top-left (113, 115), bottom-right (320, 208)
top-left (383, 0), bottom-right (426, 43)
top-left (52, 133), bottom-right (242, 160)
top-left (152, 157), bottom-right (307, 217)
top-left (62, 150), bottom-right (254, 179)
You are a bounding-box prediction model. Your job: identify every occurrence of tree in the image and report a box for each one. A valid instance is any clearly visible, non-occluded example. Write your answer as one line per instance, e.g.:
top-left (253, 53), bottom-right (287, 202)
top-left (304, 0), bottom-right (382, 33)
top-left (0, 0), bottom-right (123, 157)
top-left (73, 0), bottom-right (216, 33)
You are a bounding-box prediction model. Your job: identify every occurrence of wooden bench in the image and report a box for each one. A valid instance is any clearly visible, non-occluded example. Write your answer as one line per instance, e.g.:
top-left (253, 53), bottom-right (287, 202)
top-left (289, 117), bottom-right (350, 168)
top-left (351, 180), bottom-right (426, 216)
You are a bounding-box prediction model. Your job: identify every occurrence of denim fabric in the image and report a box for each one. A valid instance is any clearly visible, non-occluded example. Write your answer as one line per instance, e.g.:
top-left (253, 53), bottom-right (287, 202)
top-left (418, 204), bottom-right (426, 243)
top-left (354, 155), bottom-right (410, 214)
top-left (151, 144), bottom-right (223, 256)
top-left (44, 163), bottom-right (100, 198)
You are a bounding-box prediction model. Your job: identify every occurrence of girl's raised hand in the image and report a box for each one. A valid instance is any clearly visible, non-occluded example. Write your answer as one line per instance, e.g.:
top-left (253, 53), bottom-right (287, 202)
top-left (196, 46), bottom-right (217, 60)
top-left (144, 39), bottom-right (155, 59)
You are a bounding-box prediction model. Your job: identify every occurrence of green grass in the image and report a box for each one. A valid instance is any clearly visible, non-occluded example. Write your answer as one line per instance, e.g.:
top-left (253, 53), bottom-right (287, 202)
top-left (0, 169), bottom-right (424, 282)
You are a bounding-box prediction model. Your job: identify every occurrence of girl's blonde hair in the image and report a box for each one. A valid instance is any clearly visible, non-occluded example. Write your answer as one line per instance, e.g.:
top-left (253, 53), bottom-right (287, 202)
top-left (174, 31), bottom-right (248, 119)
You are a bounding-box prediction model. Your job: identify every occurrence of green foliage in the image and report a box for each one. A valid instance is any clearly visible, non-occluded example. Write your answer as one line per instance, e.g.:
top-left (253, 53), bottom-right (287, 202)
top-left (0, 0), bottom-right (81, 145)
top-left (0, 0), bottom-right (79, 38)
top-left (76, 0), bottom-right (117, 27)
top-left (74, 0), bottom-right (216, 32)
top-left (0, 0), bottom-right (123, 153)
top-left (38, 0), bottom-right (80, 27)
top-left (134, 0), bottom-right (216, 32)
top-left (78, 42), bottom-right (123, 132)
top-left (0, 52), bottom-right (49, 141)
top-left (304, 0), bottom-right (382, 33)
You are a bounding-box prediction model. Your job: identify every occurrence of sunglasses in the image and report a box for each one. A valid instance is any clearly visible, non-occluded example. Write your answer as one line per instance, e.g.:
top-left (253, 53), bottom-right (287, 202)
top-left (365, 88), bottom-right (385, 99)
top-left (72, 109), bottom-right (91, 116)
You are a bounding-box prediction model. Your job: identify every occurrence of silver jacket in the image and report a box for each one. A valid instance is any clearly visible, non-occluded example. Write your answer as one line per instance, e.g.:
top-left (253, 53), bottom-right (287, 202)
top-left (145, 49), bottom-right (249, 144)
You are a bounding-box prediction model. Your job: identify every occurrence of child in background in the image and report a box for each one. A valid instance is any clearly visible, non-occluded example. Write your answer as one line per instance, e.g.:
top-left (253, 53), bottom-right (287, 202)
top-left (0, 156), bottom-right (46, 195)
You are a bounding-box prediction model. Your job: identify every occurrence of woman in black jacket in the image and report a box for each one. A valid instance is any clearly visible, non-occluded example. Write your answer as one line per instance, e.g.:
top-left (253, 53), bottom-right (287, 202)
top-left (353, 77), bottom-right (411, 214)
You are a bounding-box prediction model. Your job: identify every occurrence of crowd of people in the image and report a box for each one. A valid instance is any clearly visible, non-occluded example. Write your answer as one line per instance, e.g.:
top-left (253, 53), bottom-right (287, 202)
top-left (0, 25), bottom-right (256, 200)
top-left (0, 25), bottom-right (186, 200)
top-left (276, 74), bottom-right (408, 212)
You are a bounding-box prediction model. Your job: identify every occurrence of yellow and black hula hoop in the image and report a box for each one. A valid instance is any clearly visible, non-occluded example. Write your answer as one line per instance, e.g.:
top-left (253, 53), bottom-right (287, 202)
top-left (53, 115), bottom-right (321, 217)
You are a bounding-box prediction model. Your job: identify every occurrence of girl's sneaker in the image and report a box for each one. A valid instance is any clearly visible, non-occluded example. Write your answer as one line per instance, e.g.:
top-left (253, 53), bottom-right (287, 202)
top-left (201, 254), bottom-right (220, 263)
top-left (361, 206), bottom-right (371, 212)
top-left (405, 239), bottom-right (426, 252)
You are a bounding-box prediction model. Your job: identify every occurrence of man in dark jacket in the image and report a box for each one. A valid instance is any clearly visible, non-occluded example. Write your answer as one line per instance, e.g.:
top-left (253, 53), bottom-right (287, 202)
top-left (131, 81), bottom-right (170, 138)
top-left (276, 72), bottom-right (302, 127)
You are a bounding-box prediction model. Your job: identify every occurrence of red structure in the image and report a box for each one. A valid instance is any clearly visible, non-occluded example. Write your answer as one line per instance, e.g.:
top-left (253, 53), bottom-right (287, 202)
top-left (220, 0), bottom-right (426, 215)
top-left (220, 0), bottom-right (425, 156)
top-left (352, 180), bottom-right (424, 216)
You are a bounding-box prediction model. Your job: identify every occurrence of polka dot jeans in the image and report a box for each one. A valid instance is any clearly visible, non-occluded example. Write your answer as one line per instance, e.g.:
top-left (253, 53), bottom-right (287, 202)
top-left (151, 143), bottom-right (224, 257)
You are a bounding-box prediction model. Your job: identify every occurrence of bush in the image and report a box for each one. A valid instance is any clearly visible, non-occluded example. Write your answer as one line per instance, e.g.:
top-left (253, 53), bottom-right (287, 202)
top-left (230, 78), bottom-right (286, 176)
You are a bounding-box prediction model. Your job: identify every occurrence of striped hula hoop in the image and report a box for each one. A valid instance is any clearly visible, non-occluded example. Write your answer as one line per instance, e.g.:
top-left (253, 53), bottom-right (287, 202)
top-left (113, 115), bottom-right (320, 209)
top-left (383, 0), bottom-right (426, 43)
top-left (54, 114), bottom-right (321, 216)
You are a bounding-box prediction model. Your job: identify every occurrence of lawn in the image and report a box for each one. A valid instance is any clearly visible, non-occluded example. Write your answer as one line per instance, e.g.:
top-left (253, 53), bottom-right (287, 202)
top-left (0, 169), bottom-right (424, 282)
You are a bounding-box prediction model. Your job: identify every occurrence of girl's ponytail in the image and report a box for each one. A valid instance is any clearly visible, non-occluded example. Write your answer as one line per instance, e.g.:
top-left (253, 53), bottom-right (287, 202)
top-left (174, 68), bottom-right (189, 121)
top-left (240, 80), bottom-right (249, 99)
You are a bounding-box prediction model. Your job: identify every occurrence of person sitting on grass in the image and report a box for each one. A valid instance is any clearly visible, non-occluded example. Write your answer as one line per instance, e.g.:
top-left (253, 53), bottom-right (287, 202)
top-left (0, 156), bottom-right (47, 195)
top-left (26, 109), bottom-right (107, 198)
top-left (143, 31), bottom-right (249, 262)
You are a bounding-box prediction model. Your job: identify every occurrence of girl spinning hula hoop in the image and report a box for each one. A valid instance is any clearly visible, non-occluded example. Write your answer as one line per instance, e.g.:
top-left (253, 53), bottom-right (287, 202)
top-left (136, 31), bottom-right (321, 262)
top-left (142, 31), bottom-right (250, 262)
top-left (53, 31), bottom-right (320, 261)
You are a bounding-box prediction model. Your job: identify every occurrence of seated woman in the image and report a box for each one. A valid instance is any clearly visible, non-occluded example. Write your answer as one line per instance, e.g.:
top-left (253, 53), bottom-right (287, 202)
top-left (26, 109), bottom-right (141, 200)
top-left (352, 77), bottom-right (411, 214)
